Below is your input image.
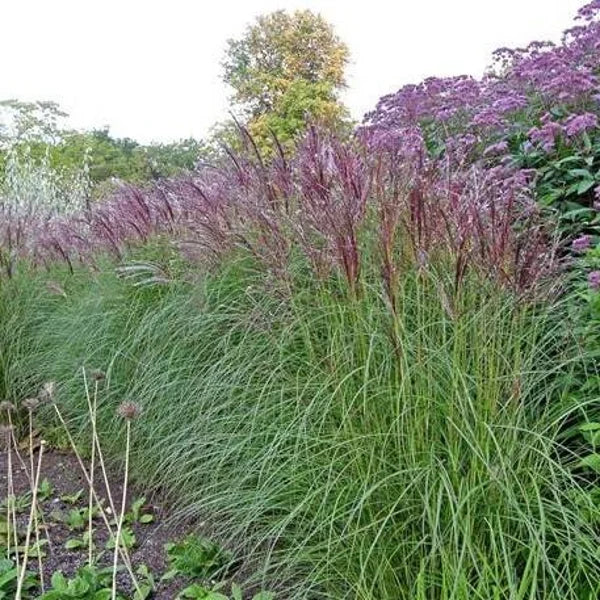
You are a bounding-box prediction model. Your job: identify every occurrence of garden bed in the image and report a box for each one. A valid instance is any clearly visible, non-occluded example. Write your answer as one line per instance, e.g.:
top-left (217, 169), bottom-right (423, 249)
top-left (0, 444), bottom-right (259, 599)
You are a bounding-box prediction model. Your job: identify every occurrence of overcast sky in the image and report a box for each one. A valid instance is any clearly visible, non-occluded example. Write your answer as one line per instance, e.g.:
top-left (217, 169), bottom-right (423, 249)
top-left (0, 0), bottom-right (585, 143)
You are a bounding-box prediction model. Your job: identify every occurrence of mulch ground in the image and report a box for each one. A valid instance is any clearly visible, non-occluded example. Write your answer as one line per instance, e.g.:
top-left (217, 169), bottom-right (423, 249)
top-left (0, 444), bottom-right (190, 599)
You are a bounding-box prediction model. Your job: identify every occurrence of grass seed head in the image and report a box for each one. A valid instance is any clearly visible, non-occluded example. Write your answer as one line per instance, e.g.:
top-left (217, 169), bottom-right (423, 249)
top-left (0, 401), bottom-right (16, 413)
top-left (23, 398), bottom-right (40, 412)
top-left (91, 369), bottom-right (106, 382)
top-left (117, 401), bottom-right (141, 421)
top-left (39, 381), bottom-right (57, 404)
top-left (0, 424), bottom-right (14, 446)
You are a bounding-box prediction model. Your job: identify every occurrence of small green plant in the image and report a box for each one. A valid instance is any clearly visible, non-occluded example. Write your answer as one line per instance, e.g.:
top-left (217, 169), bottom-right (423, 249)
top-left (39, 566), bottom-right (123, 599)
top-left (37, 478), bottom-right (53, 502)
top-left (125, 498), bottom-right (153, 525)
top-left (64, 529), bottom-right (94, 552)
top-left (65, 508), bottom-right (87, 532)
top-left (132, 565), bottom-right (154, 600)
top-left (60, 490), bottom-right (84, 505)
top-left (1, 491), bottom-right (31, 515)
top-left (178, 583), bottom-right (274, 600)
top-left (0, 558), bottom-right (36, 599)
top-left (106, 527), bottom-right (136, 551)
top-left (178, 584), bottom-right (228, 599)
top-left (165, 534), bottom-right (231, 581)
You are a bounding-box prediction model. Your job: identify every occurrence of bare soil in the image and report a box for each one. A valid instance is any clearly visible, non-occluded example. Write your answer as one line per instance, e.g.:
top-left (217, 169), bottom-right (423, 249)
top-left (0, 444), bottom-right (191, 598)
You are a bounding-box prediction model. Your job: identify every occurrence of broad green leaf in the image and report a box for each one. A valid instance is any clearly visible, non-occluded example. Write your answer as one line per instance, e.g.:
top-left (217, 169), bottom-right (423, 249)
top-left (578, 453), bottom-right (600, 474)
top-left (577, 178), bottom-right (596, 195)
top-left (579, 422), bottom-right (600, 432)
top-left (232, 583), bottom-right (243, 600)
top-left (51, 571), bottom-right (68, 591)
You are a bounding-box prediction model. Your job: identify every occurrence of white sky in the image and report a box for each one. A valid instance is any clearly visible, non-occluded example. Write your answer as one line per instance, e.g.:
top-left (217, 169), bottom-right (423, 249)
top-left (0, 0), bottom-right (585, 143)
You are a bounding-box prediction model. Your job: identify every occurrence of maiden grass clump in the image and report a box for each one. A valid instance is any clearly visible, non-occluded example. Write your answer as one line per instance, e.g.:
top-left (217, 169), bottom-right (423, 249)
top-left (0, 237), bottom-right (597, 599)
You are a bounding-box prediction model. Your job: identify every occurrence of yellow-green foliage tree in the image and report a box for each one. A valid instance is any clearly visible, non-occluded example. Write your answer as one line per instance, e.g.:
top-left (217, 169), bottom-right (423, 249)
top-left (222, 10), bottom-right (351, 154)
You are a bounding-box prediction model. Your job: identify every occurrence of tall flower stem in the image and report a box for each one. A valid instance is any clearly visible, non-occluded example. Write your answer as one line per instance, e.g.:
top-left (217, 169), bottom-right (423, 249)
top-left (2, 425), bottom-right (15, 564)
top-left (16, 440), bottom-right (44, 600)
top-left (25, 402), bottom-right (44, 592)
top-left (83, 369), bottom-right (98, 565)
top-left (111, 420), bottom-right (131, 600)
top-left (51, 402), bottom-right (140, 594)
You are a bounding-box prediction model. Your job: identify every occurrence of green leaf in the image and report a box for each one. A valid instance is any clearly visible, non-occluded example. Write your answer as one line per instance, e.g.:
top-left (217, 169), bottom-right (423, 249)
top-left (66, 508), bottom-right (86, 530)
top-left (561, 207), bottom-right (594, 221)
top-left (133, 583), bottom-right (154, 600)
top-left (60, 489), bottom-right (84, 505)
top-left (139, 514), bottom-right (154, 524)
top-left (38, 477), bottom-right (53, 500)
top-left (131, 497), bottom-right (145, 521)
top-left (231, 583), bottom-right (243, 600)
top-left (180, 583), bottom-right (209, 598)
top-left (180, 584), bottom-right (229, 599)
top-left (578, 453), bottom-right (600, 474)
top-left (577, 178), bottom-right (596, 195)
top-left (65, 538), bottom-right (84, 550)
top-left (0, 566), bottom-right (18, 589)
top-left (106, 526), bottom-right (136, 549)
top-left (161, 569), bottom-right (178, 582)
top-left (568, 168), bottom-right (593, 179)
top-left (51, 571), bottom-right (68, 591)
top-left (70, 576), bottom-right (91, 595)
top-left (556, 155), bottom-right (584, 167)
top-left (579, 422), bottom-right (600, 432)
top-left (0, 559), bottom-right (14, 575)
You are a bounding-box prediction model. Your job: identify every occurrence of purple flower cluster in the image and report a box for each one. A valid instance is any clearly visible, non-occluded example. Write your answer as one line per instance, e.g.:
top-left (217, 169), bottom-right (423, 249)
top-left (564, 112), bottom-right (598, 137)
top-left (588, 269), bottom-right (600, 290)
top-left (572, 234), bottom-right (592, 252)
top-left (361, 2), bottom-right (600, 162)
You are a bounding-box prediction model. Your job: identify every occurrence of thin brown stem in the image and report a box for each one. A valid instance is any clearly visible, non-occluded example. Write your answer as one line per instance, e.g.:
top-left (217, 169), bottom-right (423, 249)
top-left (16, 441), bottom-right (44, 600)
top-left (52, 404), bottom-right (140, 593)
top-left (86, 375), bottom-right (98, 565)
top-left (28, 411), bottom-right (44, 592)
top-left (112, 421), bottom-right (130, 600)
top-left (6, 425), bottom-right (19, 571)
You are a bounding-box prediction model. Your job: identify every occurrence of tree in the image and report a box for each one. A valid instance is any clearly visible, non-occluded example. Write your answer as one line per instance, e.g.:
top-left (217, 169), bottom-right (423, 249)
top-left (0, 99), bottom-right (68, 146)
top-left (1, 100), bottom-right (210, 190)
top-left (222, 10), bottom-right (350, 153)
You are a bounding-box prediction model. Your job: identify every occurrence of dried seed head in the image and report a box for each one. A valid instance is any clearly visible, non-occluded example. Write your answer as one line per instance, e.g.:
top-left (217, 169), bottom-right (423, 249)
top-left (0, 424), bottom-right (14, 445)
top-left (91, 369), bottom-right (106, 382)
top-left (117, 401), bottom-right (141, 421)
top-left (0, 401), bottom-right (15, 413)
top-left (39, 382), bottom-right (57, 404)
top-left (22, 398), bottom-right (40, 412)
